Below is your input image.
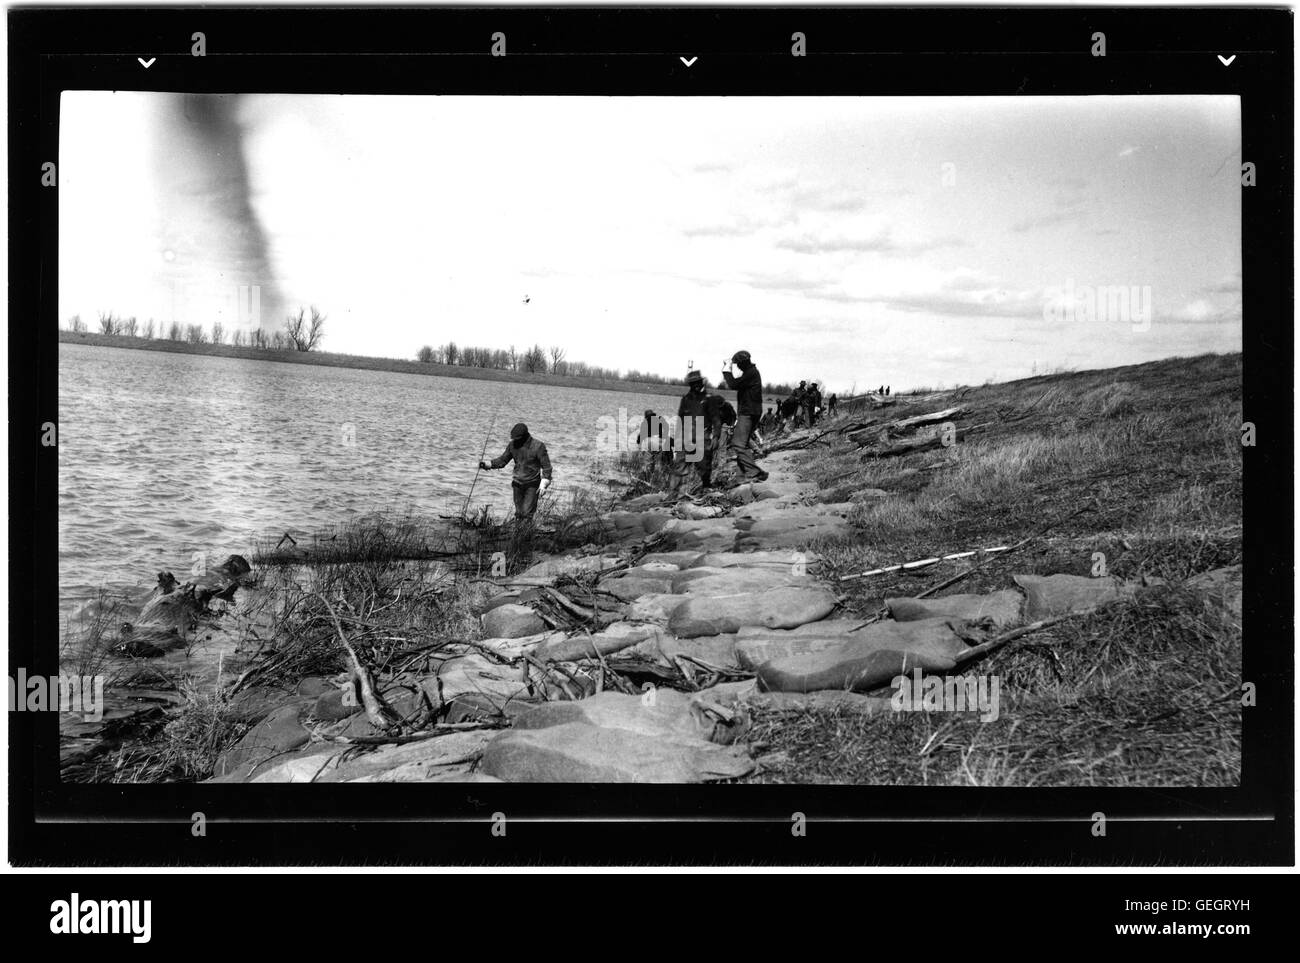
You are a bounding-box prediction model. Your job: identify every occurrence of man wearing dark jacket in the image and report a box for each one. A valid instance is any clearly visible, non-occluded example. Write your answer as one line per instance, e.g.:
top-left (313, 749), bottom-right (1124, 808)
top-left (721, 350), bottom-right (768, 483)
top-left (804, 381), bottom-right (822, 428)
top-left (480, 422), bottom-right (553, 519)
top-left (670, 369), bottom-right (724, 492)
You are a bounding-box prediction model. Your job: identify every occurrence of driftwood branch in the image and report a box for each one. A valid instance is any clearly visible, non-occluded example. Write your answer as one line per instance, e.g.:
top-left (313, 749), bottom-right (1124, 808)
top-left (316, 592), bottom-right (406, 732)
top-left (954, 614), bottom-right (1079, 665)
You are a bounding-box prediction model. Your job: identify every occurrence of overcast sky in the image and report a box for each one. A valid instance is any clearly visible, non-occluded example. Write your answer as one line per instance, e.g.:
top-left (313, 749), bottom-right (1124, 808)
top-left (60, 93), bottom-right (1241, 392)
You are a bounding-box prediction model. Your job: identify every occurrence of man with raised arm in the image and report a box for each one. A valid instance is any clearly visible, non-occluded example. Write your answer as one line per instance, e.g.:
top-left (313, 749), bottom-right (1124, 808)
top-left (721, 350), bottom-right (769, 484)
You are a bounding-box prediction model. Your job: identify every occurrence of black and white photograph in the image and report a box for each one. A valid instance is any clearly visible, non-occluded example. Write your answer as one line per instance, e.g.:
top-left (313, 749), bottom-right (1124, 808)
top-left (6, 4), bottom-right (1291, 881)
top-left (52, 90), bottom-right (1245, 788)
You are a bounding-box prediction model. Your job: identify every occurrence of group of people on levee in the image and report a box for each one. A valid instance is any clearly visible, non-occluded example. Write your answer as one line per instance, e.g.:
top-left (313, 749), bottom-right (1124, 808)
top-left (479, 350), bottom-right (847, 519)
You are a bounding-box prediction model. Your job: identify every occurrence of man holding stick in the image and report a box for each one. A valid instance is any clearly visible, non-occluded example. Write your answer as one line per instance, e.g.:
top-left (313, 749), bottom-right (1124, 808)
top-left (479, 422), bottom-right (553, 520)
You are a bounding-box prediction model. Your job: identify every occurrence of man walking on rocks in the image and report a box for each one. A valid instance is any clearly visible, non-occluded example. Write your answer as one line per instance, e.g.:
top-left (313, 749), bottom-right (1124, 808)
top-left (721, 350), bottom-right (769, 484)
top-left (480, 422), bottom-right (553, 520)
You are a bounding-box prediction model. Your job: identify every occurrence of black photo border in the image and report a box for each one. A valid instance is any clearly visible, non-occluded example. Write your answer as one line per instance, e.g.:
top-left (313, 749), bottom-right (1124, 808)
top-left (8, 4), bottom-right (1293, 867)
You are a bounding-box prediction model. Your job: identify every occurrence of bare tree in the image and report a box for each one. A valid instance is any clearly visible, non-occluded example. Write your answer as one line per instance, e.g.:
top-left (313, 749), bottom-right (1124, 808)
top-left (97, 311), bottom-right (118, 335)
top-left (522, 344), bottom-right (548, 374)
top-left (306, 306), bottom-right (326, 351)
top-left (284, 306), bottom-right (327, 351)
top-left (167, 321), bottom-right (183, 341)
top-left (549, 345), bottom-right (567, 375)
top-left (232, 328), bottom-right (245, 347)
top-left (211, 322), bottom-right (225, 345)
top-left (417, 345), bottom-right (434, 362)
top-left (66, 314), bottom-right (86, 333)
top-left (271, 330), bottom-right (286, 350)
top-left (443, 341), bottom-right (459, 366)
top-left (507, 344), bottom-right (518, 371)
top-left (121, 317), bottom-right (138, 337)
top-left (185, 323), bottom-right (208, 344)
top-left (143, 319), bottom-right (155, 339)
top-left (284, 308), bottom-right (307, 350)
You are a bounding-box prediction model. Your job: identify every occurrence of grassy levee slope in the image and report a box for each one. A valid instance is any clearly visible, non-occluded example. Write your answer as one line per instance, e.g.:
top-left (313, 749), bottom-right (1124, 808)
top-left (750, 352), bottom-right (1242, 786)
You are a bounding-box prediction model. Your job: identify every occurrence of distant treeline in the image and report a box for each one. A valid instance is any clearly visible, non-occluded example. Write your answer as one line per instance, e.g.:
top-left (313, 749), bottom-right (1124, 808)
top-left (67, 308), bottom-right (327, 352)
top-left (58, 331), bottom-right (705, 399)
top-left (63, 311), bottom-right (811, 396)
top-left (416, 341), bottom-right (802, 396)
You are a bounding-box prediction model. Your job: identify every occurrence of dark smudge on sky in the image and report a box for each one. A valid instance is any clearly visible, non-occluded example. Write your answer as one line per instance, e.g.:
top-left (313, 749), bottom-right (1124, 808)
top-left (153, 93), bottom-right (285, 328)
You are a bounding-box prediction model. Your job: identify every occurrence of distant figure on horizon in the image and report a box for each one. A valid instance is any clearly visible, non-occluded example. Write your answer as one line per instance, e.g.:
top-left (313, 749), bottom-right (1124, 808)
top-left (827, 393), bottom-right (838, 417)
top-left (480, 422), bottom-right (553, 520)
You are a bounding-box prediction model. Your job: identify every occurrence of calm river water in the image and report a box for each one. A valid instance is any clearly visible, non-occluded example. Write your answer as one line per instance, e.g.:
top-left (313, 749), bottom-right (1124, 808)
top-left (58, 342), bottom-right (686, 614)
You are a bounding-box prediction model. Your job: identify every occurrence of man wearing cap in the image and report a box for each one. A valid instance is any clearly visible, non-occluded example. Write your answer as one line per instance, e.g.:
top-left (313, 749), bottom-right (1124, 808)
top-left (670, 369), bottom-right (724, 493)
top-left (721, 351), bottom-right (769, 483)
top-left (480, 422), bottom-right (553, 520)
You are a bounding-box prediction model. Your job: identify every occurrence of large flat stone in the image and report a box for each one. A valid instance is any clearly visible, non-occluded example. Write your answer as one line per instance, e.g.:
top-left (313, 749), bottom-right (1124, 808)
top-left (1185, 565), bottom-right (1242, 620)
top-left (736, 501), bottom-right (855, 521)
top-left (678, 503), bottom-right (726, 520)
top-left (626, 593), bottom-right (691, 624)
top-left (755, 618), bottom-right (970, 694)
top-left (535, 622), bottom-right (658, 662)
top-left (734, 516), bottom-right (852, 550)
top-left (510, 689), bottom-right (745, 745)
top-left (1013, 573), bottom-right (1136, 619)
top-left (738, 617), bottom-right (967, 671)
top-left (318, 730), bottom-right (497, 783)
top-left (628, 630), bottom-right (742, 671)
top-left (670, 566), bottom-right (816, 596)
top-left (601, 578), bottom-right (673, 603)
top-left (475, 630), bottom-right (566, 661)
top-left (887, 589), bottom-right (1023, 629)
top-left (602, 512), bottom-right (674, 538)
top-left (226, 686), bottom-right (300, 725)
top-left (659, 518), bottom-right (739, 551)
top-left (426, 654), bottom-right (532, 705)
top-left (638, 551), bottom-right (707, 570)
top-left (752, 481), bottom-right (817, 501)
top-left (513, 554), bottom-right (622, 585)
top-left (481, 722), bottom-right (754, 783)
top-left (211, 704), bottom-right (310, 780)
top-left (667, 587), bottom-right (838, 638)
top-left (692, 550), bottom-right (820, 572)
top-left (481, 603), bottom-right (546, 639)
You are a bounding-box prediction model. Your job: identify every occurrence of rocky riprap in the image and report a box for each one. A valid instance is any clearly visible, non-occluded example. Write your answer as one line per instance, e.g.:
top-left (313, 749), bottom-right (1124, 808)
top-left (196, 444), bottom-right (1242, 785)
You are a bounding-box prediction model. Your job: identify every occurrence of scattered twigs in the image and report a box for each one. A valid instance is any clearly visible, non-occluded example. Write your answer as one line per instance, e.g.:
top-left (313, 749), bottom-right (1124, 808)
top-left (544, 587), bottom-right (597, 624)
top-left (915, 500), bottom-right (1098, 599)
top-left (953, 614), bottom-right (1079, 665)
top-left (767, 426), bottom-right (840, 453)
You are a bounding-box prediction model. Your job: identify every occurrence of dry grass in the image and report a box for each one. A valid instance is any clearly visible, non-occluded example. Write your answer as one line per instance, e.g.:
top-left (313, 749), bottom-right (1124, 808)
top-left (749, 586), bottom-right (1240, 786)
top-left (751, 351), bottom-right (1242, 787)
